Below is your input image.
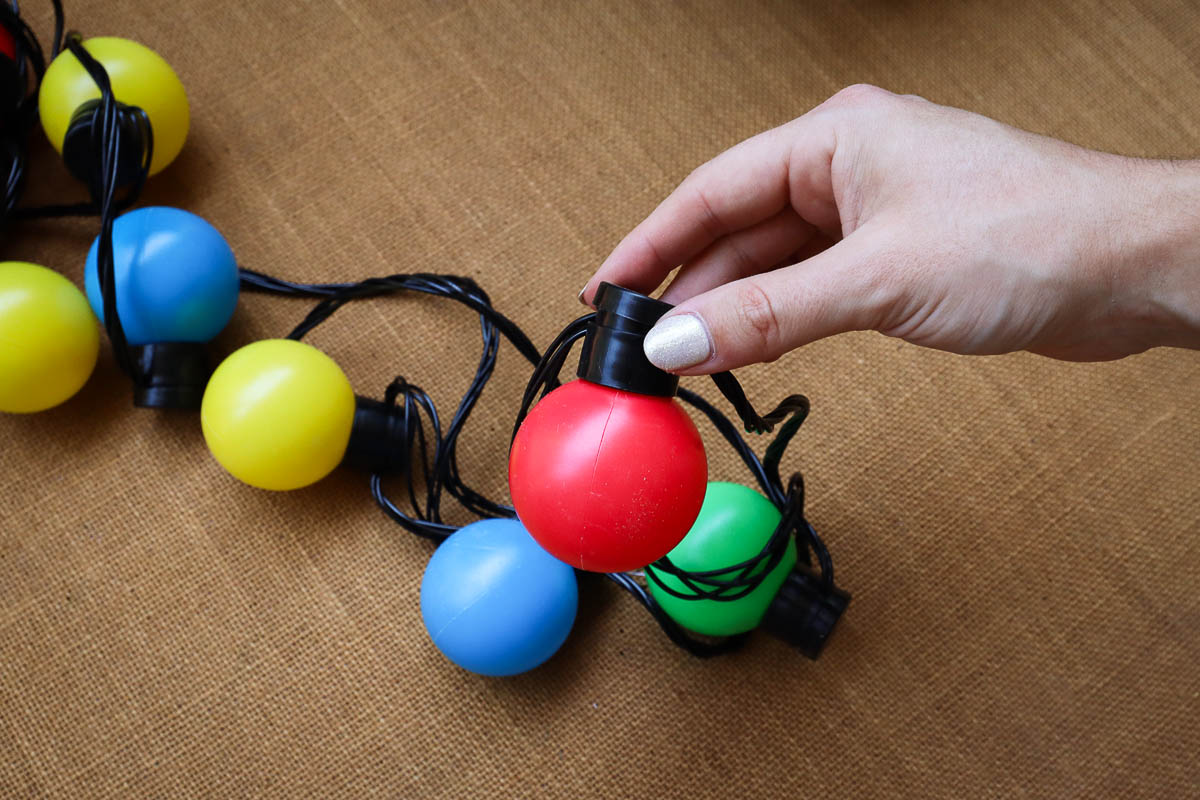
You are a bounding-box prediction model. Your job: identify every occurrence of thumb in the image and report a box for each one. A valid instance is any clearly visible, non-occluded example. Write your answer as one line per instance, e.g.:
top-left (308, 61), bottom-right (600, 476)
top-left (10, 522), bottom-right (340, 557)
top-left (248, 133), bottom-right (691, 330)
top-left (643, 230), bottom-right (894, 374)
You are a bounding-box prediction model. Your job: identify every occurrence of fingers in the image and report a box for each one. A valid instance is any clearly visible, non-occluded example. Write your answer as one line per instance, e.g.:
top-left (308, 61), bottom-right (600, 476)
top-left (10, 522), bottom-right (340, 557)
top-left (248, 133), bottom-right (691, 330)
top-left (643, 228), bottom-right (894, 374)
top-left (582, 115), bottom-right (840, 304)
top-left (659, 208), bottom-right (818, 304)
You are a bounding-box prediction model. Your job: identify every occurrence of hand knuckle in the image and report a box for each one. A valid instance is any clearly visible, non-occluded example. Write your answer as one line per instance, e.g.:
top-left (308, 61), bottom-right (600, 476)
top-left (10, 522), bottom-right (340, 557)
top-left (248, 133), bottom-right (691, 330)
top-left (690, 183), bottom-right (727, 239)
top-left (830, 83), bottom-right (892, 108)
top-left (734, 281), bottom-right (781, 355)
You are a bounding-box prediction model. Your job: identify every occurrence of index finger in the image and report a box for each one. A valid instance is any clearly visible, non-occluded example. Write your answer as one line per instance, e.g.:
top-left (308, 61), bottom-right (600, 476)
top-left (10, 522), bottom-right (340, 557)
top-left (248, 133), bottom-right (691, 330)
top-left (582, 115), bottom-right (838, 303)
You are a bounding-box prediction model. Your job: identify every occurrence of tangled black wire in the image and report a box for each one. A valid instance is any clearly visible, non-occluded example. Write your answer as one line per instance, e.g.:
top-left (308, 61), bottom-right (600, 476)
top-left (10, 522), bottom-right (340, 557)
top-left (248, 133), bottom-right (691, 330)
top-left (0, 3), bottom-right (835, 660)
top-left (245, 269), bottom-right (835, 658)
top-left (510, 311), bottom-right (810, 440)
top-left (239, 268), bottom-right (542, 542)
top-left (509, 309), bottom-right (832, 657)
top-left (6, 25), bottom-right (155, 386)
top-left (55, 33), bottom-right (151, 380)
top-left (0, 0), bottom-right (64, 226)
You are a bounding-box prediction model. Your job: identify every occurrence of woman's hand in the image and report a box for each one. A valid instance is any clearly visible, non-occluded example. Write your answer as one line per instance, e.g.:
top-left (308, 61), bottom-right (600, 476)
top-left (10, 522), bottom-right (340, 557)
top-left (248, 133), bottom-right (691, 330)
top-left (582, 85), bottom-right (1200, 373)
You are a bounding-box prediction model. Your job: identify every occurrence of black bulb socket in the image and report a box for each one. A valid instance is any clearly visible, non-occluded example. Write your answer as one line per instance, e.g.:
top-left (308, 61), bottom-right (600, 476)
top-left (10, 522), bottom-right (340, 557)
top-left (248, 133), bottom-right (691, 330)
top-left (131, 342), bottom-right (210, 410)
top-left (577, 281), bottom-right (678, 397)
top-left (61, 99), bottom-right (148, 193)
top-left (341, 395), bottom-right (416, 475)
top-left (759, 565), bottom-right (851, 660)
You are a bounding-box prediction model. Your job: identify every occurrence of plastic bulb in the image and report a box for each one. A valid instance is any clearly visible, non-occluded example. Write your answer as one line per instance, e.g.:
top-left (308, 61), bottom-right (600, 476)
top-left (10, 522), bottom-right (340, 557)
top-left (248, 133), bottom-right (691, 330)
top-left (40, 37), bottom-right (189, 175)
top-left (0, 262), bottom-right (99, 413)
top-left (420, 518), bottom-right (578, 676)
top-left (0, 26), bottom-right (14, 61)
top-left (200, 339), bottom-right (356, 491)
top-left (508, 282), bottom-right (708, 573)
top-left (83, 206), bottom-right (239, 408)
top-left (646, 481), bottom-right (798, 637)
top-left (509, 378), bottom-right (707, 572)
top-left (84, 207), bottom-right (239, 346)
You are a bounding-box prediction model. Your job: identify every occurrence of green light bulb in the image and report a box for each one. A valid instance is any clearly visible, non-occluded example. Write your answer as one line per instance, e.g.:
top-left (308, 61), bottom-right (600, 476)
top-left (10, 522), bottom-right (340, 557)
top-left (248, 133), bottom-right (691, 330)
top-left (646, 481), bottom-right (797, 637)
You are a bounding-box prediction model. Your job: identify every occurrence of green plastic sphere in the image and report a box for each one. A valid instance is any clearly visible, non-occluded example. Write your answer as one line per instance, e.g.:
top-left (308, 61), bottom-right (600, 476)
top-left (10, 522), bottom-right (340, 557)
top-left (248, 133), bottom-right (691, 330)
top-left (646, 481), bottom-right (797, 636)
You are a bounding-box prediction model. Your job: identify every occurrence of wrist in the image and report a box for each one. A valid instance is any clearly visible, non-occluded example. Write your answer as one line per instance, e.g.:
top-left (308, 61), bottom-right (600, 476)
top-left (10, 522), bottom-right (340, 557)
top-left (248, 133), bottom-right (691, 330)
top-left (1110, 158), bottom-right (1200, 352)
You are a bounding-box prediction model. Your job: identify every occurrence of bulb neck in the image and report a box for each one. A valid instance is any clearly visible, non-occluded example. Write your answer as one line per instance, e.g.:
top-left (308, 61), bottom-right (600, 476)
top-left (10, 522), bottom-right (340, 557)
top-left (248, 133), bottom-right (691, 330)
top-left (341, 395), bottom-right (415, 474)
top-left (62, 99), bottom-right (149, 193)
top-left (577, 282), bottom-right (679, 397)
top-left (131, 342), bottom-right (210, 410)
top-left (759, 565), bottom-right (850, 660)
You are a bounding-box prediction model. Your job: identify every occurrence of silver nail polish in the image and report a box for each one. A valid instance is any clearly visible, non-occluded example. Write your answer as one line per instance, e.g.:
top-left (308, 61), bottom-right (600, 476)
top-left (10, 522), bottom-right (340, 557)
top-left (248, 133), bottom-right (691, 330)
top-left (643, 314), bottom-right (713, 372)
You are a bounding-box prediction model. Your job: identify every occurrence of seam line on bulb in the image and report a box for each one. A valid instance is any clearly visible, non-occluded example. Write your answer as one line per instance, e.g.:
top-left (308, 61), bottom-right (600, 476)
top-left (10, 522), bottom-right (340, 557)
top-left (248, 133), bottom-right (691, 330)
top-left (431, 584), bottom-right (499, 642)
top-left (582, 392), bottom-right (618, 570)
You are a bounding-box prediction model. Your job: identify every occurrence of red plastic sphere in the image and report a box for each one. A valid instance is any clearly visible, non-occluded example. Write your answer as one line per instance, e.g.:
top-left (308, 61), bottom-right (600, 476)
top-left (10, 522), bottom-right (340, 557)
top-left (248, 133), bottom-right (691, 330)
top-left (509, 379), bottom-right (707, 572)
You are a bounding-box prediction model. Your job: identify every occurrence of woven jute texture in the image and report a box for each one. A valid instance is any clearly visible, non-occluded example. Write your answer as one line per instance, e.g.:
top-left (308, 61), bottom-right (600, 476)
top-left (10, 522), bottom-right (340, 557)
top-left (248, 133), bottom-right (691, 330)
top-left (2, 1), bottom-right (1198, 797)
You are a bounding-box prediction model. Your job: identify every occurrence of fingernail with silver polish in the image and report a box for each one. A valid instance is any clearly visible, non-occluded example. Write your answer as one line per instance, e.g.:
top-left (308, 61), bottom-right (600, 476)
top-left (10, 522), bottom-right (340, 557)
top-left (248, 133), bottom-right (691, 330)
top-left (644, 313), bottom-right (713, 372)
top-left (577, 287), bottom-right (589, 306)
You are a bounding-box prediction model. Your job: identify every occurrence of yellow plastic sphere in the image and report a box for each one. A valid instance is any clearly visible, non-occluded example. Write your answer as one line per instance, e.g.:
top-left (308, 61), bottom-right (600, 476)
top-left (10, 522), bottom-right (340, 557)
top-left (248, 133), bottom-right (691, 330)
top-left (40, 37), bottom-right (189, 175)
top-left (201, 339), bottom-right (356, 491)
top-left (0, 262), bottom-right (99, 413)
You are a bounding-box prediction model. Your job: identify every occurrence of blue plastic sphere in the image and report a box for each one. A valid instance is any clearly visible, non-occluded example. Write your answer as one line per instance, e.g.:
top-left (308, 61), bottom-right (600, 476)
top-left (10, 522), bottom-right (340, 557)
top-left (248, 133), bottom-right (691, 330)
top-left (420, 518), bottom-right (578, 676)
top-left (85, 206), bottom-right (238, 345)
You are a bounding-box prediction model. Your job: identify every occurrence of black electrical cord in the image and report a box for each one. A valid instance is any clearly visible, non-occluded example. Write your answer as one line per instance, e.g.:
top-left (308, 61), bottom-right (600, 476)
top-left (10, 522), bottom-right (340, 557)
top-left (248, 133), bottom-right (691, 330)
top-left (7, 31), bottom-right (153, 381)
top-left (237, 268), bottom-right (355, 298)
top-left (645, 397), bottom-right (840, 602)
top-left (0, 0), bottom-right (63, 227)
top-left (510, 312), bottom-right (809, 442)
top-left (628, 428), bottom-right (838, 652)
top-left (14, 70), bottom-right (831, 652)
top-left (370, 376), bottom-right (447, 542)
top-left (711, 371), bottom-right (809, 435)
top-left (508, 309), bottom-right (833, 657)
top-left (647, 474), bottom-right (802, 602)
top-left (239, 267), bottom-right (542, 365)
top-left (509, 312), bottom-right (593, 440)
top-left (239, 268), bottom-right (542, 540)
top-left (47, 0), bottom-right (63, 58)
top-left (12, 31), bottom-right (829, 656)
top-left (676, 387), bottom-right (780, 505)
top-left (603, 571), bottom-right (750, 657)
top-left (0, 2), bottom-right (835, 661)
top-left (50, 33), bottom-right (152, 380)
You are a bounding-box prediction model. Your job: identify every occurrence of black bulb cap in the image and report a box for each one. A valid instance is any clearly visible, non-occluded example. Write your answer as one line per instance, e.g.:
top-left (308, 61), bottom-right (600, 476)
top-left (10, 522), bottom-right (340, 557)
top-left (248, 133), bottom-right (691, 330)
top-left (341, 395), bottom-right (416, 475)
top-left (759, 565), bottom-right (851, 660)
top-left (62, 99), bottom-right (148, 192)
top-left (577, 281), bottom-right (678, 397)
top-left (132, 342), bottom-right (210, 410)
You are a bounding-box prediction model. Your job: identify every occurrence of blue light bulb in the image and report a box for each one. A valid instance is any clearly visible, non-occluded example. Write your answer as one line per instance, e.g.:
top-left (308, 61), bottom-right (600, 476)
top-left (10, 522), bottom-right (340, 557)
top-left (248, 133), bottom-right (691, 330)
top-left (84, 206), bottom-right (238, 345)
top-left (420, 518), bottom-right (578, 676)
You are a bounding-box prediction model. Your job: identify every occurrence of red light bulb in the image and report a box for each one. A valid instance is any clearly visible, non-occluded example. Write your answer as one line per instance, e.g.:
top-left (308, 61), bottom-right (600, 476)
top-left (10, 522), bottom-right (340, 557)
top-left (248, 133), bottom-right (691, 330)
top-left (509, 283), bottom-right (708, 573)
top-left (0, 27), bottom-right (15, 62)
top-left (510, 379), bottom-right (706, 572)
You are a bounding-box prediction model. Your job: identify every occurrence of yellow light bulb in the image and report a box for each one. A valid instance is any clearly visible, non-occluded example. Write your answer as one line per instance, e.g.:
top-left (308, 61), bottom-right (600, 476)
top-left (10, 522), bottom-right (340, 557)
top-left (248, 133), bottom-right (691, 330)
top-left (0, 262), bottom-right (99, 413)
top-left (40, 37), bottom-right (189, 175)
top-left (201, 339), bottom-right (356, 491)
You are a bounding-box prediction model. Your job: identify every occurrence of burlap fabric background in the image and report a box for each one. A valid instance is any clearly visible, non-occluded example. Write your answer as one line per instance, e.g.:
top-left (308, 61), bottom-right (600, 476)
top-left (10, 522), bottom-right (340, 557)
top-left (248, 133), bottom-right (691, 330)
top-left (1, 1), bottom-right (1197, 797)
